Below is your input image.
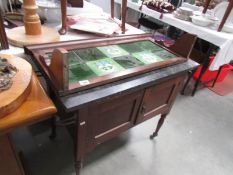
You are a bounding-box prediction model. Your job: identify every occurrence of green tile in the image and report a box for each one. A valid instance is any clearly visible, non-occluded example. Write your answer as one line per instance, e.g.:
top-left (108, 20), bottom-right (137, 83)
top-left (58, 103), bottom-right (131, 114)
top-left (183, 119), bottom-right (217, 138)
top-left (69, 64), bottom-right (96, 83)
top-left (68, 51), bottom-right (85, 66)
top-left (133, 51), bottom-right (164, 64)
top-left (97, 45), bottom-right (129, 58)
top-left (74, 48), bottom-right (106, 61)
top-left (86, 58), bottom-right (125, 76)
top-left (136, 41), bottom-right (163, 52)
top-left (113, 55), bottom-right (144, 69)
top-left (153, 50), bottom-right (176, 60)
top-left (118, 43), bottom-right (143, 53)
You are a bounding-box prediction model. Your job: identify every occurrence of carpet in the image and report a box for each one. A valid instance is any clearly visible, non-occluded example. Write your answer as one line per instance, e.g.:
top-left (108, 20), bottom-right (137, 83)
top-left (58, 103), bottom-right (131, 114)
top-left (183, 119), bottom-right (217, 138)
top-left (208, 71), bottom-right (233, 96)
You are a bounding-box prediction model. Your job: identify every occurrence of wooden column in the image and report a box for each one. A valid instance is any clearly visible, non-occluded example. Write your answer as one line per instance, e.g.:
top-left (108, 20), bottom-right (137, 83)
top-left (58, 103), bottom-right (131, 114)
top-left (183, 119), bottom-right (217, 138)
top-left (202, 0), bottom-right (211, 14)
top-left (23, 0), bottom-right (42, 35)
top-left (111, 0), bottom-right (127, 33)
top-left (218, 0), bottom-right (233, 32)
top-left (111, 0), bottom-right (115, 19)
top-left (121, 0), bottom-right (127, 34)
top-left (59, 0), bottom-right (67, 35)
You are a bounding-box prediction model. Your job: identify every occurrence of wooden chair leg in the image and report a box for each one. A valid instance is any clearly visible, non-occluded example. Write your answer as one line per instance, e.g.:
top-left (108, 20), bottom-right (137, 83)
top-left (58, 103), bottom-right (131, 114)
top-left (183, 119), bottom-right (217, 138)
top-left (59, 0), bottom-right (67, 35)
top-left (75, 160), bottom-right (83, 175)
top-left (111, 0), bottom-right (114, 19)
top-left (49, 116), bottom-right (57, 140)
top-left (218, 0), bottom-right (233, 32)
top-left (211, 66), bottom-right (224, 87)
top-left (192, 66), bottom-right (205, 96)
top-left (192, 43), bottom-right (215, 96)
top-left (121, 0), bottom-right (127, 34)
top-left (150, 113), bottom-right (167, 139)
top-left (181, 70), bottom-right (193, 95)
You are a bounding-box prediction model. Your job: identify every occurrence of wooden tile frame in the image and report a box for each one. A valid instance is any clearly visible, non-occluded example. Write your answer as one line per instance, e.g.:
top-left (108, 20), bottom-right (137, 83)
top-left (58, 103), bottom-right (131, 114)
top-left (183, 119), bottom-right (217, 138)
top-left (24, 34), bottom-right (186, 96)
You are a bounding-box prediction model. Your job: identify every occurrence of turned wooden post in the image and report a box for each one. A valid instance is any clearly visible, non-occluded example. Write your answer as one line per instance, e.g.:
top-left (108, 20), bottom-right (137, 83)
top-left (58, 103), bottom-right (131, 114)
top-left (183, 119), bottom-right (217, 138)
top-left (23, 0), bottom-right (42, 35)
top-left (121, 0), bottom-right (127, 34)
top-left (202, 0), bottom-right (211, 14)
top-left (111, 0), bottom-right (115, 19)
top-left (59, 0), bottom-right (67, 35)
top-left (150, 114), bottom-right (167, 139)
top-left (111, 0), bottom-right (127, 33)
top-left (218, 0), bottom-right (233, 32)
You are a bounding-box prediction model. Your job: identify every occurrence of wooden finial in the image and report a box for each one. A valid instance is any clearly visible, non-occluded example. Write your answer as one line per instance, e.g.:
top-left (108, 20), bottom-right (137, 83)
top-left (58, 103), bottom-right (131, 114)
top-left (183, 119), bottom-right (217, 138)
top-left (23, 0), bottom-right (42, 35)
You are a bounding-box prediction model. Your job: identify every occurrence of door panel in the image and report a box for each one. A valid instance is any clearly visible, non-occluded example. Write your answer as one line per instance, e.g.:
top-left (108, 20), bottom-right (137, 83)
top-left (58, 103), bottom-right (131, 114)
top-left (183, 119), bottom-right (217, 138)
top-left (136, 76), bottom-right (184, 123)
top-left (86, 90), bottom-right (144, 150)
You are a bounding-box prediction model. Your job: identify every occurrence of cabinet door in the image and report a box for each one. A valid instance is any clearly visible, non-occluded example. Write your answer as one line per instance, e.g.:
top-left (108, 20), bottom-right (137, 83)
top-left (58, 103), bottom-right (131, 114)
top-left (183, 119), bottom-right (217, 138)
top-left (86, 90), bottom-right (144, 150)
top-left (0, 135), bottom-right (25, 175)
top-left (136, 76), bottom-right (184, 124)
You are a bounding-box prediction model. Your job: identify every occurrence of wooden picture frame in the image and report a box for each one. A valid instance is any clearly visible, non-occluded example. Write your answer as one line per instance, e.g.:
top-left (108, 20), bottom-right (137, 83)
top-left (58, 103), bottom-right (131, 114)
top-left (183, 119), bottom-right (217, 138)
top-left (0, 10), bottom-right (9, 50)
top-left (25, 34), bottom-right (186, 96)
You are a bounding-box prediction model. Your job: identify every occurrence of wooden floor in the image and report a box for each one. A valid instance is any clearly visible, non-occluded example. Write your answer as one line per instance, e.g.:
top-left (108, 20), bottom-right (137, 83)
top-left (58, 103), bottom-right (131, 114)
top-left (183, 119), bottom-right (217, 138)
top-left (12, 88), bottom-right (233, 175)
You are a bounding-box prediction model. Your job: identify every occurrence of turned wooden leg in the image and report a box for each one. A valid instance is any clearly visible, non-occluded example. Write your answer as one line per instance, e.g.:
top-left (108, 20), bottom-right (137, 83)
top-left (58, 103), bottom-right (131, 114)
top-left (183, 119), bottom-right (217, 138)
top-left (111, 0), bottom-right (114, 19)
top-left (49, 116), bottom-right (57, 140)
top-left (121, 0), bottom-right (127, 34)
top-left (202, 0), bottom-right (211, 14)
top-left (181, 70), bottom-right (193, 95)
top-left (59, 0), bottom-right (67, 35)
top-left (150, 114), bottom-right (167, 139)
top-left (218, 0), bottom-right (233, 32)
top-left (75, 160), bottom-right (82, 175)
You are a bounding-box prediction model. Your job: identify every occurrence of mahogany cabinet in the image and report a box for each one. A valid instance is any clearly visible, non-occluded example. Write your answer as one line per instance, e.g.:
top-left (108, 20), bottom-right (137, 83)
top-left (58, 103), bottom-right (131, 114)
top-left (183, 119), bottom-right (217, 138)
top-left (74, 74), bottom-right (185, 168)
top-left (24, 34), bottom-right (198, 175)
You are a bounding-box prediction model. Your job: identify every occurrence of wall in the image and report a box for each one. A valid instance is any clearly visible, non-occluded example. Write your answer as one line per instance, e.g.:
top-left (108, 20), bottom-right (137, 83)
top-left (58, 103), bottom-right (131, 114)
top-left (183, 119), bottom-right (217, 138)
top-left (89, 0), bottom-right (111, 13)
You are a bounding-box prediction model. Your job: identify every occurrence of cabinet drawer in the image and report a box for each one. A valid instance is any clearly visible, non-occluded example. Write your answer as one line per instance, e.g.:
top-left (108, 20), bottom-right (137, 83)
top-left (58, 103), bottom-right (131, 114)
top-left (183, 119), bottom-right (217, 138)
top-left (136, 75), bottom-right (184, 123)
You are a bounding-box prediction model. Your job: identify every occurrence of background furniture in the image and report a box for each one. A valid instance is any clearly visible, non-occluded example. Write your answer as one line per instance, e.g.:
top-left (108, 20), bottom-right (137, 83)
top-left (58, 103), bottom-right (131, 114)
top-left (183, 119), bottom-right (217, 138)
top-left (0, 54), bottom-right (57, 175)
top-left (114, 0), bottom-right (233, 71)
top-left (203, 0), bottom-right (233, 32)
top-left (7, 0), bottom-right (60, 47)
top-left (115, 0), bottom-right (233, 95)
top-left (60, 0), bottom-right (127, 34)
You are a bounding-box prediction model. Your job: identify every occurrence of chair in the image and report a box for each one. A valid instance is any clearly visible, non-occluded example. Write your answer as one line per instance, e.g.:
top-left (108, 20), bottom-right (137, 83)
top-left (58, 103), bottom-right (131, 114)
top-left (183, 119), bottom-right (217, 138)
top-left (155, 33), bottom-right (198, 95)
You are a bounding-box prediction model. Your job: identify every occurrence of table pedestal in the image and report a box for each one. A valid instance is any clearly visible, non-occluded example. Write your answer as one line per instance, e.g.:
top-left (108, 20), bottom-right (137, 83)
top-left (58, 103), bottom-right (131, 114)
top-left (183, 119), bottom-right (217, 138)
top-left (7, 0), bottom-right (59, 47)
top-left (7, 26), bottom-right (60, 47)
